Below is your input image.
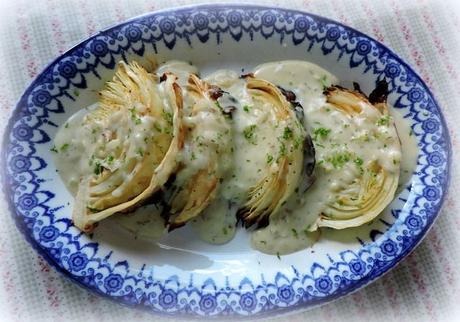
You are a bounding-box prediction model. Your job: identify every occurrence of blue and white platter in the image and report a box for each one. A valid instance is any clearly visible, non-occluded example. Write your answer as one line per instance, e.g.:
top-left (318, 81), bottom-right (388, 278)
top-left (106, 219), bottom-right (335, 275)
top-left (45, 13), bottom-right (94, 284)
top-left (1, 4), bottom-right (451, 319)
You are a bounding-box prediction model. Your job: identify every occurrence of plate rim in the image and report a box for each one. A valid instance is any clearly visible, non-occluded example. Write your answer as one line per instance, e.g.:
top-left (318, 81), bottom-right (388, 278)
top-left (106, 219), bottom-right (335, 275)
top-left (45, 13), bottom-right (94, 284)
top-left (1, 3), bottom-right (452, 319)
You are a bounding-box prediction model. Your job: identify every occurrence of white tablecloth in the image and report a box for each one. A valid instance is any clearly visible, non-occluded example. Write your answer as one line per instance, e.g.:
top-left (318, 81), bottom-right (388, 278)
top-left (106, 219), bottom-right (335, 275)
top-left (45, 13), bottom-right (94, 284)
top-left (0, 0), bottom-right (459, 321)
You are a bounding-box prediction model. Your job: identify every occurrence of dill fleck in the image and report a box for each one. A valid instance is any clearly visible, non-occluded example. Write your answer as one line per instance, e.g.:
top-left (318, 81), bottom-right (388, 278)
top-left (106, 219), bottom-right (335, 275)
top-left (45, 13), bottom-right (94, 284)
top-left (291, 228), bottom-right (298, 238)
top-left (60, 143), bottom-right (70, 152)
top-left (106, 155), bottom-right (114, 164)
top-left (266, 154), bottom-right (274, 164)
top-left (283, 126), bottom-right (293, 140)
top-left (137, 148), bottom-right (144, 157)
top-left (354, 157), bottom-right (364, 174)
top-left (50, 145), bottom-right (58, 153)
top-left (313, 127), bottom-right (331, 140)
top-left (129, 107), bottom-right (142, 125)
top-left (162, 110), bottom-right (173, 125)
top-left (191, 152), bottom-right (196, 161)
top-left (277, 252), bottom-right (281, 260)
top-left (294, 136), bottom-right (303, 149)
top-left (320, 75), bottom-right (328, 90)
top-left (376, 115), bottom-right (391, 126)
top-left (326, 151), bottom-right (352, 168)
top-left (93, 161), bottom-right (102, 175)
top-left (222, 227), bottom-right (228, 235)
top-left (279, 142), bottom-right (287, 156)
top-left (243, 105), bottom-right (251, 113)
top-left (243, 124), bottom-right (257, 144)
top-left (64, 123), bottom-right (69, 129)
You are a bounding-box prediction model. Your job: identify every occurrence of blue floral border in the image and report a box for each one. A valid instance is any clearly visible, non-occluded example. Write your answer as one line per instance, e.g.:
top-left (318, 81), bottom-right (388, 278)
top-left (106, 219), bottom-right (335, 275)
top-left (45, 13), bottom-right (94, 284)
top-left (1, 4), bottom-right (451, 318)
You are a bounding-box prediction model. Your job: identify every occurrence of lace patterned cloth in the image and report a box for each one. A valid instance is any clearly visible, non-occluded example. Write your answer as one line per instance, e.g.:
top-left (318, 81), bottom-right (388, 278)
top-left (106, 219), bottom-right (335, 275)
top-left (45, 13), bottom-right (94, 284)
top-left (0, 0), bottom-right (459, 321)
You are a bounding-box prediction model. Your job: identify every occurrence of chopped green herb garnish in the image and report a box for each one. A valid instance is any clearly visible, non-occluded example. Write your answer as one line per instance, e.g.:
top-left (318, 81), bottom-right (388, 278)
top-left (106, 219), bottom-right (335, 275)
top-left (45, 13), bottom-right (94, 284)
top-left (320, 75), bottom-right (328, 90)
top-left (283, 126), bottom-right (293, 140)
top-left (376, 115), bottom-right (391, 126)
top-left (163, 110), bottom-right (173, 125)
top-left (73, 89), bottom-right (80, 97)
top-left (93, 161), bottom-right (102, 175)
top-left (106, 155), bottom-right (114, 164)
top-left (294, 136), bottom-right (303, 150)
top-left (326, 151), bottom-right (352, 168)
top-left (50, 145), bottom-right (58, 153)
top-left (243, 105), bottom-right (251, 113)
top-left (129, 107), bottom-right (142, 124)
top-left (64, 123), bottom-right (69, 129)
top-left (60, 143), bottom-right (70, 152)
top-left (313, 127), bottom-right (331, 140)
top-left (291, 228), bottom-right (298, 238)
top-left (354, 157), bottom-right (364, 166)
top-left (266, 154), bottom-right (274, 164)
top-left (137, 148), bottom-right (144, 157)
top-left (354, 157), bottom-right (364, 174)
top-left (243, 124), bottom-right (257, 144)
top-left (277, 252), bottom-right (281, 260)
top-left (409, 129), bottom-right (414, 136)
top-left (191, 152), bottom-right (196, 161)
top-left (279, 142), bottom-right (287, 157)
top-left (222, 227), bottom-right (228, 235)
top-left (153, 122), bottom-right (162, 133)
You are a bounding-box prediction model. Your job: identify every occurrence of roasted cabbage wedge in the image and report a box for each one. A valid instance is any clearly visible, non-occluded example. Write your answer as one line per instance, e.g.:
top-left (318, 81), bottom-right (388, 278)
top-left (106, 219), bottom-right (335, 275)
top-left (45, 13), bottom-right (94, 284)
top-left (312, 82), bottom-right (401, 230)
top-left (72, 61), bottom-right (185, 232)
top-left (167, 74), bottom-right (233, 230)
top-left (238, 76), bottom-right (308, 228)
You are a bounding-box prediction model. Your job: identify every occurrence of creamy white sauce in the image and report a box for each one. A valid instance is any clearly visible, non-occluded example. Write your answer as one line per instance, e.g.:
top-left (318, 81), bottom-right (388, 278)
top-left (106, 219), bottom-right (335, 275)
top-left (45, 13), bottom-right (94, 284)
top-left (53, 103), bottom-right (100, 194)
top-left (113, 204), bottom-right (166, 240)
top-left (53, 60), bottom-right (419, 256)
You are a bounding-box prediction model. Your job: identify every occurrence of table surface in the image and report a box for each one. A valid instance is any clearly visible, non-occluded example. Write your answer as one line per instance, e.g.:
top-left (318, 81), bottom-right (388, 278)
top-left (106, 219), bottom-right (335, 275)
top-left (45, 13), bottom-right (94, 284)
top-left (0, 0), bottom-right (459, 321)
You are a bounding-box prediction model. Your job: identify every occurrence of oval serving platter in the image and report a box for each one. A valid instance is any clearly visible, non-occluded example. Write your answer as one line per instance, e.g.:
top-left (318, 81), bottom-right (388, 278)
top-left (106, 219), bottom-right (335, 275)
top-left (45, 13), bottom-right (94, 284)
top-left (1, 4), bottom-right (451, 319)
